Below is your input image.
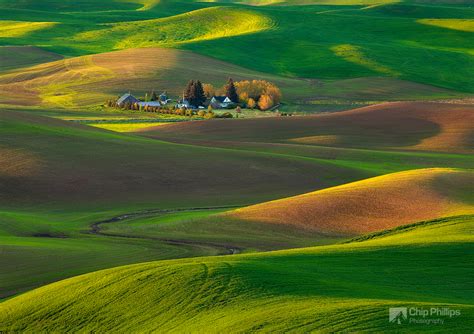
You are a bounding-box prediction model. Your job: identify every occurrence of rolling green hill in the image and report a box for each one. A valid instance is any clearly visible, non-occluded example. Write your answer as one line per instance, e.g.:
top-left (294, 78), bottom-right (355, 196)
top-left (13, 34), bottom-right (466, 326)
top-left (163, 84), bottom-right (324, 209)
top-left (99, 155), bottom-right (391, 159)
top-left (1, 215), bottom-right (472, 332)
top-left (72, 7), bottom-right (274, 51)
top-left (0, 48), bottom-right (462, 110)
top-left (1, 106), bottom-right (472, 299)
top-left (0, 108), bottom-right (372, 297)
top-left (0, 0), bottom-right (473, 92)
top-left (0, 0), bottom-right (472, 330)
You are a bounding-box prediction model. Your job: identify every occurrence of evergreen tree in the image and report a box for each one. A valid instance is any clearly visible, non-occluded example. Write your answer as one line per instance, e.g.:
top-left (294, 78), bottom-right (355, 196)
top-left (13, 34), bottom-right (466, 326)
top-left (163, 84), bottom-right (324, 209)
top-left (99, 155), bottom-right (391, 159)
top-left (194, 80), bottom-right (206, 106)
top-left (150, 90), bottom-right (158, 101)
top-left (183, 80), bottom-right (208, 107)
top-left (184, 80), bottom-right (195, 101)
top-left (225, 78), bottom-right (238, 103)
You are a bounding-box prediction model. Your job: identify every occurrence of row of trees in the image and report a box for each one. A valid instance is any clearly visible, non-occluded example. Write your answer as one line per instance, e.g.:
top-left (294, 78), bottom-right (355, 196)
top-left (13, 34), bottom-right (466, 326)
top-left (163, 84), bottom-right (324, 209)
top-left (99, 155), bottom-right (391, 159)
top-left (235, 80), bottom-right (281, 110)
top-left (194, 79), bottom-right (281, 110)
top-left (105, 100), bottom-right (233, 119)
top-left (138, 91), bottom-right (164, 102)
top-left (184, 78), bottom-right (239, 106)
top-left (184, 80), bottom-right (206, 107)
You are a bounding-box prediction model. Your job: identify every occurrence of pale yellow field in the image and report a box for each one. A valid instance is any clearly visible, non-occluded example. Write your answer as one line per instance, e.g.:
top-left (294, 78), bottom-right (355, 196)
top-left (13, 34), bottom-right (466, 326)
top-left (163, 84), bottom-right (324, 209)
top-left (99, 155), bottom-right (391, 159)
top-left (418, 19), bottom-right (474, 33)
top-left (90, 122), bottom-right (166, 132)
top-left (0, 21), bottom-right (56, 38)
top-left (331, 44), bottom-right (400, 76)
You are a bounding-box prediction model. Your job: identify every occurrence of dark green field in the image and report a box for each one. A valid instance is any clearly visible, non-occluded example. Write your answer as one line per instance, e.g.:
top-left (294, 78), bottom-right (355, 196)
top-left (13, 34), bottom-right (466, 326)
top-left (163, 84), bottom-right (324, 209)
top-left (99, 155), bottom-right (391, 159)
top-left (0, 0), bottom-right (473, 332)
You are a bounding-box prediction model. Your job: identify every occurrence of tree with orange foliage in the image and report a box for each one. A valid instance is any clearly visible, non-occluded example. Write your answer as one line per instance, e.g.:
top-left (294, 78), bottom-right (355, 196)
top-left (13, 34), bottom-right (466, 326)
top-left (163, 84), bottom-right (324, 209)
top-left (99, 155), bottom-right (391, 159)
top-left (258, 94), bottom-right (274, 111)
top-left (234, 80), bottom-right (281, 110)
top-left (203, 83), bottom-right (215, 98)
top-left (239, 92), bottom-right (249, 105)
top-left (264, 85), bottom-right (281, 105)
top-left (247, 98), bottom-right (256, 109)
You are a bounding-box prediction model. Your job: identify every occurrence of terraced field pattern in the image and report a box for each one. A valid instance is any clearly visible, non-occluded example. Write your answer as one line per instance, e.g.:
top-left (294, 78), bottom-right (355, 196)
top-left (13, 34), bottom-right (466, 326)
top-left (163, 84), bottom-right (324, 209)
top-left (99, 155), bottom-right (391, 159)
top-left (0, 0), bottom-right (473, 332)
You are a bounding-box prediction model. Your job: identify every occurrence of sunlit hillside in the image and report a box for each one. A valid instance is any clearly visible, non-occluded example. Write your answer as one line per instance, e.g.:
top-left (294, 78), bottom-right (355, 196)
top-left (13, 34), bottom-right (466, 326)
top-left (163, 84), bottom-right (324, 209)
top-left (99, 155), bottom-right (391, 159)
top-left (228, 168), bottom-right (474, 234)
top-left (2, 215), bottom-right (472, 332)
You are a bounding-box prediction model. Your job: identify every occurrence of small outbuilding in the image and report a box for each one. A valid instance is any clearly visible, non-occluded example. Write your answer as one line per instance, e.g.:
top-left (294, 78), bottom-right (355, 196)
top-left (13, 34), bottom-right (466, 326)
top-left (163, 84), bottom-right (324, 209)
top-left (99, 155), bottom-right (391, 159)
top-left (117, 93), bottom-right (139, 107)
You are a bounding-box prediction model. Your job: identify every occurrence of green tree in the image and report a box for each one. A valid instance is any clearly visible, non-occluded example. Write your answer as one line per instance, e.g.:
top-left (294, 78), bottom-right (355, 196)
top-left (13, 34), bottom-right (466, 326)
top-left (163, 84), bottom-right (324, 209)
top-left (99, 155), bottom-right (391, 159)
top-left (184, 80), bottom-right (195, 102)
top-left (225, 78), bottom-right (238, 103)
top-left (194, 80), bottom-right (206, 106)
top-left (150, 90), bottom-right (158, 101)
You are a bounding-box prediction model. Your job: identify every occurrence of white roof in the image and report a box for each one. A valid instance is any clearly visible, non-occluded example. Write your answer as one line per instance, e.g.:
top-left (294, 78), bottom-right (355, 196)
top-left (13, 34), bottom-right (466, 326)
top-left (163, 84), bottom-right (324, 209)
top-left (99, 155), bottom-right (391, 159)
top-left (138, 101), bottom-right (162, 107)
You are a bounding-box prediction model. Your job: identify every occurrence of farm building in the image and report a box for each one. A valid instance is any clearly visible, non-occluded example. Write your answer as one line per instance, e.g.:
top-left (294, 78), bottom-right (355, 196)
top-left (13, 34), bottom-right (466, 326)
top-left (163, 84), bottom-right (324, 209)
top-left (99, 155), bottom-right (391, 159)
top-left (159, 92), bottom-right (171, 104)
top-left (176, 98), bottom-right (195, 109)
top-left (210, 96), bottom-right (233, 109)
top-left (117, 93), bottom-right (139, 107)
top-left (138, 101), bottom-right (162, 108)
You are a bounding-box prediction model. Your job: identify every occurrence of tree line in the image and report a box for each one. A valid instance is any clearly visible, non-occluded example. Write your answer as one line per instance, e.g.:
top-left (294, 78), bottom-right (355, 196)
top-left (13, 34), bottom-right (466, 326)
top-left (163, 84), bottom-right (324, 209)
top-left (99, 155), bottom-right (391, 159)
top-left (183, 78), bottom-right (239, 107)
top-left (196, 78), bottom-right (281, 110)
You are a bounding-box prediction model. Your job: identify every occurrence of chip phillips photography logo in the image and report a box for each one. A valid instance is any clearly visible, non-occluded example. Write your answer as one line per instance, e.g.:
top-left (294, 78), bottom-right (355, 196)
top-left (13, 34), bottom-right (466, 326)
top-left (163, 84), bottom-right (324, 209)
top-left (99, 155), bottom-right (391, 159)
top-left (389, 308), bottom-right (408, 324)
top-left (389, 307), bottom-right (461, 326)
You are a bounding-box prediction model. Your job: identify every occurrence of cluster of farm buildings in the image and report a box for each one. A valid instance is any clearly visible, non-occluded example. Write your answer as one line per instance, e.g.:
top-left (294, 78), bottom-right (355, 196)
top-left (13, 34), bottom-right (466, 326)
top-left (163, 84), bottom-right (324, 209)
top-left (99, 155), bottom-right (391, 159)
top-left (117, 92), bottom-right (234, 110)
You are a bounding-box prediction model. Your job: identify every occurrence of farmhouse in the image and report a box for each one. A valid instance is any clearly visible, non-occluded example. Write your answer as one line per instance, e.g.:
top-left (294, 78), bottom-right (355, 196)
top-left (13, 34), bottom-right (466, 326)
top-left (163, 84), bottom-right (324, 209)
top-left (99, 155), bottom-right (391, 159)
top-left (210, 96), bottom-right (233, 109)
top-left (176, 98), bottom-right (194, 109)
top-left (116, 91), bottom-right (173, 108)
top-left (117, 93), bottom-right (139, 107)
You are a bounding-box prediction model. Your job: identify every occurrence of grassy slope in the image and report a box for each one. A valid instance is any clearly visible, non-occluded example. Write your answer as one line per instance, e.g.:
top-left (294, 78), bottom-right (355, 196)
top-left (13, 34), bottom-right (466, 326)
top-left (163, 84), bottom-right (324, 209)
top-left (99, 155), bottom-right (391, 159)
top-left (1, 109), bottom-right (378, 210)
top-left (93, 168), bottom-right (473, 251)
top-left (0, 48), bottom-right (461, 110)
top-left (72, 7), bottom-right (274, 51)
top-left (0, 1), bottom-right (473, 93)
top-left (141, 101), bottom-right (474, 154)
top-left (0, 47), bottom-right (318, 108)
top-left (1, 215), bottom-right (472, 332)
top-left (0, 206), bottom-right (344, 299)
top-left (0, 108), bottom-right (375, 297)
top-left (0, 46), bottom-right (62, 72)
top-left (1, 106), bottom-right (471, 298)
top-left (219, 0), bottom-right (474, 4)
top-left (184, 3), bottom-right (474, 92)
top-left (0, 0), bottom-right (472, 324)
top-left (228, 168), bottom-right (474, 234)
